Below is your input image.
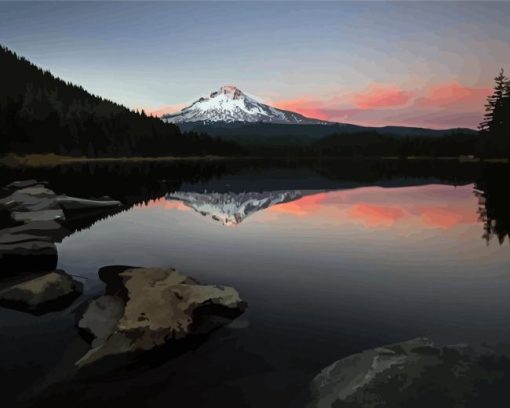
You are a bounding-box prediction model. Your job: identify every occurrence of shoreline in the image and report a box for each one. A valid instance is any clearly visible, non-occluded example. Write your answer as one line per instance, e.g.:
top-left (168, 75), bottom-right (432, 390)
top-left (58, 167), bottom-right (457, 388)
top-left (0, 153), bottom-right (508, 168)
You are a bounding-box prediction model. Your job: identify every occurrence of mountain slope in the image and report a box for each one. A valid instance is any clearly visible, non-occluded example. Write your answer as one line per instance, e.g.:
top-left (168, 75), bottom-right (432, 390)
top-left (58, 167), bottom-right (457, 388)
top-left (0, 45), bottom-right (237, 157)
top-left (162, 85), bottom-right (326, 125)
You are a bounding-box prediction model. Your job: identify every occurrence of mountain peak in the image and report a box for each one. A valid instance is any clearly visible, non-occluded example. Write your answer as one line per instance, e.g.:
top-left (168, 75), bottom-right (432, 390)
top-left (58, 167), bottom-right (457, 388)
top-left (162, 86), bottom-right (328, 125)
top-left (209, 85), bottom-right (245, 101)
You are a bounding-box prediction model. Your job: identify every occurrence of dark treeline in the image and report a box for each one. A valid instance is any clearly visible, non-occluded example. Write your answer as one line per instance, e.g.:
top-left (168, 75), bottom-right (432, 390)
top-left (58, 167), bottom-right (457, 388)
top-left (238, 130), bottom-right (479, 158)
top-left (479, 69), bottom-right (510, 158)
top-left (0, 45), bottom-right (239, 157)
top-left (475, 164), bottom-right (510, 245)
top-left (313, 131), bottom-right (479, 158)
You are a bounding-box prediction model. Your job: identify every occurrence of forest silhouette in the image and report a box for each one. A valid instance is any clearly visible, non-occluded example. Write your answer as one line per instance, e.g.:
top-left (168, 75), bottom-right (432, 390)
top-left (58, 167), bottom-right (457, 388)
top-left (0, 46), bottom-right (239, 157)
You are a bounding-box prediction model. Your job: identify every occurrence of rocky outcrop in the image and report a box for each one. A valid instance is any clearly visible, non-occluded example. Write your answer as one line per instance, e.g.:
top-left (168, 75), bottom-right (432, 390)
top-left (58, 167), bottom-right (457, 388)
top-left (77, 266), bottom-right (246, 367)
top-left (0, 270), bottom-right (82, 315)
top-left (0, 183), bottom-right (121, 224)
top-left (0, 180), bottom-right (122, 274)
top-left (308, 338), bottom-right (510, 408)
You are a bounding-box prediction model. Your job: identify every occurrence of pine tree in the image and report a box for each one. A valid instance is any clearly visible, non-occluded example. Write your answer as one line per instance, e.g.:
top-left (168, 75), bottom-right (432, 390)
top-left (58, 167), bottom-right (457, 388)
top-left (479, 69), bottom-right (507, 134)
top-left (479, 69), bottom-right (510, 157)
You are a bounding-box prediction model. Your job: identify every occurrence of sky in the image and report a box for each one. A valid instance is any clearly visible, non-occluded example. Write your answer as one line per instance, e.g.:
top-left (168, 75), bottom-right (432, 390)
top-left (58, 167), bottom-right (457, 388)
top-left (0, 1), bottom-right (509, 129)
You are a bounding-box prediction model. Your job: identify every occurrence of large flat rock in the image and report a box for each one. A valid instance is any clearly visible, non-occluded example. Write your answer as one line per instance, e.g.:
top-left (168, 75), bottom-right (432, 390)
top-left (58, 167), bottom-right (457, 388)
top-left (0, 270), bottom-right (82, 315)
top-left (77, 266), bottom-right (246, 367)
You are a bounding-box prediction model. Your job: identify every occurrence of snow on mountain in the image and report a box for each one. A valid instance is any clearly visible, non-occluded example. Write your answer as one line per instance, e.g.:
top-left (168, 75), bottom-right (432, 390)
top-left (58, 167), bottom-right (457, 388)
top-left (166, 190), bottom-right (320, 226)
top-left (162, 85), bottom-right (326, 124)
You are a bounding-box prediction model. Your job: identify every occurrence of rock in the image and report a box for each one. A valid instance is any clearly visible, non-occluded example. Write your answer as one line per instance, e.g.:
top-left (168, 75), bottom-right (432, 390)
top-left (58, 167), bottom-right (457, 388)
top-left (0, 183), bottom-right (121, 223)
top-left (0, 185), bottom-right (59, 212)
top-left (308, 338), bottom-right (510, 408)
top-left (0, 240), bottom-right (58, 273)
top-left (5, 180), bottom-right (47, 191)
top-left (0, 233), bottom-right (52, 245)
top-left (0, 270), bottom-right (82, 315)
top-left (56, 195), bottom-right (121, 211)
top-left (76, 266), bottom-right (246, 367)
top-left (78, 295), bottom-right (125, 347)
top-left (0, 181), bottom-right (123, 275)
top-left (4, 220), bottom-right (68, 240)
top-left (11, 209), bottom-right (65, 223)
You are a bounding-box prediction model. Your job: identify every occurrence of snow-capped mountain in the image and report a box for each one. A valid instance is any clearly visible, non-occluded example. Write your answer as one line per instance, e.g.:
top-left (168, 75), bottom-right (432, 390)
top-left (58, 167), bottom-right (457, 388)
top-left (162, 85), bottom-right (326, 124)
top-left (166, 190), bottom-right (319, 226)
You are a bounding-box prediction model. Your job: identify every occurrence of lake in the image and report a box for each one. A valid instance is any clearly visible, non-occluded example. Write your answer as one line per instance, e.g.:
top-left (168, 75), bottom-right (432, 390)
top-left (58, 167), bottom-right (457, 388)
top-left (1, 159), bottom-right (509, 407)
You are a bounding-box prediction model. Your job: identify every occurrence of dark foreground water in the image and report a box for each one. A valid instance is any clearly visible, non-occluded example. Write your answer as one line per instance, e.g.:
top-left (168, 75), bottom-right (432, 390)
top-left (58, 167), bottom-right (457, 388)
top-left (1, 159), bottom-right (509, 407)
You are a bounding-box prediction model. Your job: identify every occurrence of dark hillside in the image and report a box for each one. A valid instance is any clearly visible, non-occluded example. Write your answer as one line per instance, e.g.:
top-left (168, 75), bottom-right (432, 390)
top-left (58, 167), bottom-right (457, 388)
top-left (0, 45), bottom-right (238, 157)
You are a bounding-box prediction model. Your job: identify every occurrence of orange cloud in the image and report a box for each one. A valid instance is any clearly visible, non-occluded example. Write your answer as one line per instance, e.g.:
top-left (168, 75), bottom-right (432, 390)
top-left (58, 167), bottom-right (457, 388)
top-left (350, 84), bottom-right (414, 109)
top-left (272, 97), bottom-right (329, 120)
top-left (348, 203), bottom-right (405, 227)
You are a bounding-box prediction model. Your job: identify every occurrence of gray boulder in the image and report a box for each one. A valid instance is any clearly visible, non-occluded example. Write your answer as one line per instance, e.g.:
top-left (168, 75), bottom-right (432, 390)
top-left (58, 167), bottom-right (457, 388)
top-left (0, 185), bottom-right (60, 211)
top-left (77, 266), bottom-right (246, 367)
top-left (11, 209), bottom-right (65, 223)
top-left (309, 338), bottom-right (510, 408)
top-left (0, 270), bottom-right (82, 315)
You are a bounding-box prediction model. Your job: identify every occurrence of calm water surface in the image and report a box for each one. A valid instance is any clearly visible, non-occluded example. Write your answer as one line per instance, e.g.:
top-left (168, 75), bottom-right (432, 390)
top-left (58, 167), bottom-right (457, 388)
top-left (1, 161), bottom-right (509, 407)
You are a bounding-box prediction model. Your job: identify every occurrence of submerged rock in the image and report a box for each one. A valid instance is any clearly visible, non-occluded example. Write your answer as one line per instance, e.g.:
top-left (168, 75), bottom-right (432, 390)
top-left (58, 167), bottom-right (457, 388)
top-left (308, 338), bottom-right (510, 408)
top-left (77, 266), bottom-right (246, 367)
top-left (0, 270), bottom-right (82, 315)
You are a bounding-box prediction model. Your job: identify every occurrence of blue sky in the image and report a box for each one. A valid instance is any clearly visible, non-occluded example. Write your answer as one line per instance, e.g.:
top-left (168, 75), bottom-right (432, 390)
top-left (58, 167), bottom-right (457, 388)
top-left (1, 1), bottom-right (509, 128)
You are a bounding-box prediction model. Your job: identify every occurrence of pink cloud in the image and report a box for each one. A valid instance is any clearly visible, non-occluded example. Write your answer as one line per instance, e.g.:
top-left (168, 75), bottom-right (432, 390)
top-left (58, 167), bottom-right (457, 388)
top-left (138, 103), bottom-right (188, 117)
top-left (272, 97), bottom-right (330, 120)
top-left (347, 203), bottom-right (405, 227)
top-left (350, 84), bottom-right (414, 109)
top-left (269, 192), bottom-right (328, 216)
top-left (272, 81), bottom-right (489, 129)
top-left (416, 81), bottom-right (491, 110)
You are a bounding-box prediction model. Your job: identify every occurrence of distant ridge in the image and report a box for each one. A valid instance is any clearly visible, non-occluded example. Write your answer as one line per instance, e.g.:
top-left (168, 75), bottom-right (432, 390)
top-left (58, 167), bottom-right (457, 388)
top-left (176, 121), bottom-right (478, 147)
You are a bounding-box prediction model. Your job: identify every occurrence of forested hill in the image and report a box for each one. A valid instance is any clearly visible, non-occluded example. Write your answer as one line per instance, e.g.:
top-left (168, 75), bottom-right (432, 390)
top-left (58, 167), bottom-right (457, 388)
top-left (0, 45), bottom-right (238, 157)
